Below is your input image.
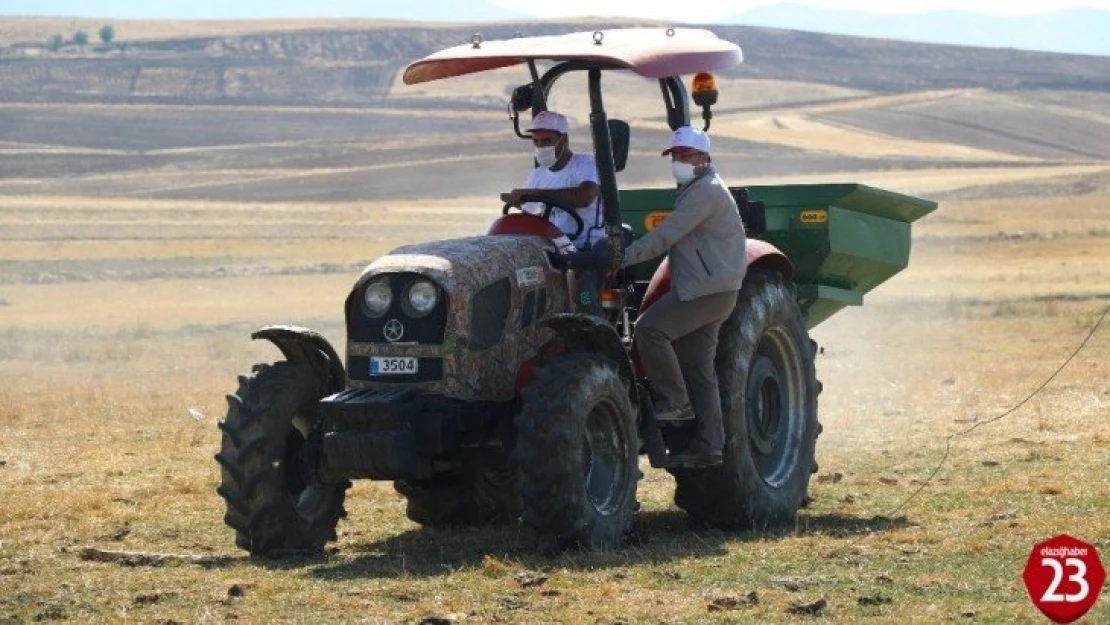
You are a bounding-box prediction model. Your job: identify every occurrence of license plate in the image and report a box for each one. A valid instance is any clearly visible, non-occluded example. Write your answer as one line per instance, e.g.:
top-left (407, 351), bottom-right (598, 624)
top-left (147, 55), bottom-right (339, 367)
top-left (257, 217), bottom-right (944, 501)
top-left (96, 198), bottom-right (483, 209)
top-left (369, 356), bottom-right (418, 376)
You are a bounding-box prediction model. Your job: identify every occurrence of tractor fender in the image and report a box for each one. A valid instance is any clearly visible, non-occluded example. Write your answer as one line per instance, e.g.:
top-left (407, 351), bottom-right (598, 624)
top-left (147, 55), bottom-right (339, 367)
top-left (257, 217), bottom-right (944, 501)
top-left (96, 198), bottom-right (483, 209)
top-left (746, 239), bottom-right (794, 280)
top-left (515, 314), bottom-right (636, 398)
top-left (542, 314), bottom-right (635, 384)
top-left (251, 325), bottom-right (346, 394)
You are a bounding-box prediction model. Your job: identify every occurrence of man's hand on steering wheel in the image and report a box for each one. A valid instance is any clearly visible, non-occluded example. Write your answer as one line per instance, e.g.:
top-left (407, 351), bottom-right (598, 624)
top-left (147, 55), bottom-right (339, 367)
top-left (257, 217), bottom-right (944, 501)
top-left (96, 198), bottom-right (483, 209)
top-left (505, 188), bottom-right (528, 208)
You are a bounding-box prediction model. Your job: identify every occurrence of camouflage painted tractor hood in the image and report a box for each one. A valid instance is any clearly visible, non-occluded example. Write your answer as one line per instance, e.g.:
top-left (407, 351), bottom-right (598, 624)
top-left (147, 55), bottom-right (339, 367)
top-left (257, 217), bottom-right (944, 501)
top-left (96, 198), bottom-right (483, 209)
top-left (347, 234), bottom-right (569, 401)
top-left (355, 235), bottom-right (553, 293)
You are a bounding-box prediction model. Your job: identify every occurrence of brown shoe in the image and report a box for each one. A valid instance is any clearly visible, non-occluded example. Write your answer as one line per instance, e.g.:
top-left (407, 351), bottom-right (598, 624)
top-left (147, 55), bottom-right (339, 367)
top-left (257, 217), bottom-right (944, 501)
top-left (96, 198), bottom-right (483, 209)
top-left (665, 449), bottom-right (723, 468)
top-left (655, 403), bottom-right (695, 422)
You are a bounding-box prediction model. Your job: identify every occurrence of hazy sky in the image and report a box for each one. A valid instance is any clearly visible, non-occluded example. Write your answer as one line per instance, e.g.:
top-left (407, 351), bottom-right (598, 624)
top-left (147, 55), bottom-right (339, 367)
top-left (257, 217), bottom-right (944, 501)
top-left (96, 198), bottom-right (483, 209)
top-left (4, 1), bottom-right (1108, 21)
top-left (494, 0), bottom-right (1110, 21)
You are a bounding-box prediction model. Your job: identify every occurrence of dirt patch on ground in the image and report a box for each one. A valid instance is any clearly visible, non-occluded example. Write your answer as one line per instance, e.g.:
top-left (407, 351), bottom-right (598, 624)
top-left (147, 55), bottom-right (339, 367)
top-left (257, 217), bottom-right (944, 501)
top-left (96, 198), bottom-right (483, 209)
top-left (931, 169), bottom-right (1110, 201)
top-left (4, 89), bottom-right (1107, 204)
top-left (824, 90), bottom-right (1110, 161)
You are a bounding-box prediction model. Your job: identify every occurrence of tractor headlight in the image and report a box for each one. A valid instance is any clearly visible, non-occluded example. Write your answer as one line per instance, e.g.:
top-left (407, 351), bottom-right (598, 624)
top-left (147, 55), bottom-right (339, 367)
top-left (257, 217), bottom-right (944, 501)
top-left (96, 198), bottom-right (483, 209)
top-left (363, 278), bottom-right (392, 317)
top-left (405, 280), bottom-right (439, 317)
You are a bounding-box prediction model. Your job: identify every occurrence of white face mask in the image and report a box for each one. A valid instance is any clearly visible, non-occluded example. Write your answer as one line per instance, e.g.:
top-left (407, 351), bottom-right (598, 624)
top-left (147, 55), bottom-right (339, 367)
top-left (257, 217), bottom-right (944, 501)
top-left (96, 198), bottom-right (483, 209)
top-left (672, 161), bottom-right (697, 184)
top-left (535, 145), bottom-right (558, 168)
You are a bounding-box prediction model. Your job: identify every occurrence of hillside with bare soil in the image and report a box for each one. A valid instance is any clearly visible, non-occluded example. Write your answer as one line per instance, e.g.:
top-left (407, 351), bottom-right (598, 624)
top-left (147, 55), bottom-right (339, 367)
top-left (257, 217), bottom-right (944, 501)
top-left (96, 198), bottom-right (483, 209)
top-left (2, 21), bottom-right (1108, 108)
top-left (1, 19), bottom-right (1106, 206)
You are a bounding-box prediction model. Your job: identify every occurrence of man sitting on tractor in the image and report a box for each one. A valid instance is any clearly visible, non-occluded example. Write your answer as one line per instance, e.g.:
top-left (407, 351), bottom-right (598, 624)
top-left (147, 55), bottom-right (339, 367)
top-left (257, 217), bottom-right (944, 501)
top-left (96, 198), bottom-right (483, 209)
top-left (505, 110), bottom-right (606, 250)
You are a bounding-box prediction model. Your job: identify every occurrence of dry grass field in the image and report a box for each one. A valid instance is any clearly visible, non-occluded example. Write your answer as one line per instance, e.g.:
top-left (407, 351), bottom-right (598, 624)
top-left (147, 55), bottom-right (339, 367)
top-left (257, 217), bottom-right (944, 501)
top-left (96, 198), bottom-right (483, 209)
top-left (1, 20), bottom-right (1109, 621)
top-left (1, 171), bottom-right (1107, 623)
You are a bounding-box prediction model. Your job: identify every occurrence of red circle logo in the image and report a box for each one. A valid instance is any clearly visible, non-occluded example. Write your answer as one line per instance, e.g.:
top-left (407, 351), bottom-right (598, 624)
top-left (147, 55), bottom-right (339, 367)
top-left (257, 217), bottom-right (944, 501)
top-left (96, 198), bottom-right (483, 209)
top-left (1023, 534), bottom-right (1106, 623)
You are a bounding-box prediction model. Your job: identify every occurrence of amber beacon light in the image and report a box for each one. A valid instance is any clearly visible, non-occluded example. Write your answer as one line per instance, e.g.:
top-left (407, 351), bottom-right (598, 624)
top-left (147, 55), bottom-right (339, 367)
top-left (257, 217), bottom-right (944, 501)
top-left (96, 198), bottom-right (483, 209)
top-left (691, 72), bottom-right (718, 130)
top-left (691, 72), bottom-right (718, 105)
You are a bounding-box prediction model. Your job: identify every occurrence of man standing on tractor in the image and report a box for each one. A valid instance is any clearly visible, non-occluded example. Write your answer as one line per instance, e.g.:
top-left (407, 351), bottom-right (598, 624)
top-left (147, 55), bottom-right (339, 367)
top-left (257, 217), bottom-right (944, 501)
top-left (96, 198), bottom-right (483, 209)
top-left (506, 110), bottom-right (606, 249)
top-left (621, 126), bottom-right (747, 468)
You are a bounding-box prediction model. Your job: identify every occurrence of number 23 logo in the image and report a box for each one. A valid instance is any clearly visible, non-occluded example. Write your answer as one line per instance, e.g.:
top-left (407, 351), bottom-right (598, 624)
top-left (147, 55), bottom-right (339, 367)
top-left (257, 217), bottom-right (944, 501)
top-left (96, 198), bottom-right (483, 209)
top-left (1041, 558), bottom-right (1089, 603)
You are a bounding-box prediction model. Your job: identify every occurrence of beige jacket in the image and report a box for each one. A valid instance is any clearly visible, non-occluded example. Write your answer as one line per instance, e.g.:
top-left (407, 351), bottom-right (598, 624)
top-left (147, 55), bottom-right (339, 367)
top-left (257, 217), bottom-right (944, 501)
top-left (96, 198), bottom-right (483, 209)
top-left (621, 165), bottom-right (747, 301)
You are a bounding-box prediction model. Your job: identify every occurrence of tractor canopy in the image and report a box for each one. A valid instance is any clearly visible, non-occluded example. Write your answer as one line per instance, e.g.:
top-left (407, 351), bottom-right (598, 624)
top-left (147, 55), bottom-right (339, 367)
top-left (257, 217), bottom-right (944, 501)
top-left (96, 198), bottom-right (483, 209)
top-left (402, 28), bottom-right (742, 85)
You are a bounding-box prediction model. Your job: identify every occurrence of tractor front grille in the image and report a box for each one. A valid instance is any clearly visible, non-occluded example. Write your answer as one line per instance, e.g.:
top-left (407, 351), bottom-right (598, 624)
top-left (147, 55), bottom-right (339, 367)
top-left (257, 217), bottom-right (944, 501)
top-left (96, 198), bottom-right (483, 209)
top-left (346, 272), bottom-right (449, 346)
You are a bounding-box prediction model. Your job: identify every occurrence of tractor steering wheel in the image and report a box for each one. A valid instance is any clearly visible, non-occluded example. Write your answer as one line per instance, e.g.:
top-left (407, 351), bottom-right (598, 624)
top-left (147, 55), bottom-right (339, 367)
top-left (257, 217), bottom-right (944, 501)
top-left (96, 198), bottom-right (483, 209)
top-left (501, 194), bottom-right (586, 241)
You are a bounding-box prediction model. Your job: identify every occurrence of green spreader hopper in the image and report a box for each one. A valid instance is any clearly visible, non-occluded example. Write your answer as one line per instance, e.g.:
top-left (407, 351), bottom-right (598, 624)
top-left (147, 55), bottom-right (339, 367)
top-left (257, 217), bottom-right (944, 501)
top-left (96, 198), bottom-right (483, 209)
top-left (620, 183), bottom-right (938, 328)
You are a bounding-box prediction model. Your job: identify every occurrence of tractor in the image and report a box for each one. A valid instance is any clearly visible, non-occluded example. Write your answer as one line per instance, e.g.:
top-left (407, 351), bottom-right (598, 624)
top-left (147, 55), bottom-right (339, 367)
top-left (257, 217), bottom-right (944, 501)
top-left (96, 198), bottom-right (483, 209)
top-left (215, 28), bottom-right (937, 555)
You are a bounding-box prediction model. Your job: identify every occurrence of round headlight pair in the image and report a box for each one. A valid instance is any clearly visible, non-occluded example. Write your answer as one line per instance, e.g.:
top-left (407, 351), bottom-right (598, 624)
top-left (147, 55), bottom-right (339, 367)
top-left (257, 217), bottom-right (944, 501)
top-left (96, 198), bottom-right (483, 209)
top-left (363, 277), bottom-right (438, 318)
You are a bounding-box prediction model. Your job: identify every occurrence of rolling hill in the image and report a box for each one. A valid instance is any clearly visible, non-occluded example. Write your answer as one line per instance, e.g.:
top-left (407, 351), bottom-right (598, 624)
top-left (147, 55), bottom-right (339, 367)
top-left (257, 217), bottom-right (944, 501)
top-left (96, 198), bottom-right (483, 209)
top-left (0, 19), bottom-right (1107, 203)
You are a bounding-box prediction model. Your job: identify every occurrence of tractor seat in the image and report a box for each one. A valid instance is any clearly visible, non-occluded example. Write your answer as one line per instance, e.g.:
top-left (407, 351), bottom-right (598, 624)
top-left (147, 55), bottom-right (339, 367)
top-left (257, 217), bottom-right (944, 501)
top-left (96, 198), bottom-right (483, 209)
top-left (731, 187), bottom-right (767, 235)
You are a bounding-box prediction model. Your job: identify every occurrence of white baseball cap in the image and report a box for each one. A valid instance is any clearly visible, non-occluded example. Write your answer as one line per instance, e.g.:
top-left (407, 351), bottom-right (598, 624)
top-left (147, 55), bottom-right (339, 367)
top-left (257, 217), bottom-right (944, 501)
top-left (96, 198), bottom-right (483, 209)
top-left (529, 110), bottom-right (569, 134)
top-left (661, 125), bottom-right (711, 155)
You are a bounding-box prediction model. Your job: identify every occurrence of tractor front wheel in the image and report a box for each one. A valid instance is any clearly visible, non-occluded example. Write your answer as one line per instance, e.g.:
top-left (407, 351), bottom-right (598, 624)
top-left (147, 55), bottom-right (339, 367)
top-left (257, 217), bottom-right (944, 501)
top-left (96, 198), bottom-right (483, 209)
top-left (215, 362), bottom-right (349, 555)
top-left (515, 353), bottom-right (639, 551)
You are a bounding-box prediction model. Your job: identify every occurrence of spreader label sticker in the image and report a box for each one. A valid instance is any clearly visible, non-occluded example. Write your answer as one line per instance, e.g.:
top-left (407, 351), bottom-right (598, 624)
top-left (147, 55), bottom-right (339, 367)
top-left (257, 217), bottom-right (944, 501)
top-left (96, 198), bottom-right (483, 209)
top-left (644, 211), bottom-right (671, 231)
top-left (516, 266), bottom-right (544, 288)
top-left (800, 209), bottom-right (828, 224)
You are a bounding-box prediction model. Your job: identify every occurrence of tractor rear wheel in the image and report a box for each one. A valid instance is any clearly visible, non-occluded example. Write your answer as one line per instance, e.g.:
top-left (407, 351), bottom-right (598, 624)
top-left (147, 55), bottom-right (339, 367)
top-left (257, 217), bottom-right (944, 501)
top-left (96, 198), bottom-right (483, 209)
top-left (672, 270), bottom-right (819, 531)
top-left (215, 361), bottom-right (349, 555)
top-left (515, 353), bottom-right (639, 551)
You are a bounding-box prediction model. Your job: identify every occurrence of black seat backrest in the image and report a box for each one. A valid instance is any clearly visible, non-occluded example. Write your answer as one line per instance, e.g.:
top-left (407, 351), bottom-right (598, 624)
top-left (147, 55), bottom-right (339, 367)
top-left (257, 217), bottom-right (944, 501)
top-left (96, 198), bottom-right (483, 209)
top-left (608, 119), bottom-right (630, 173)
top-left (732, 187), bottom-right (767, 235)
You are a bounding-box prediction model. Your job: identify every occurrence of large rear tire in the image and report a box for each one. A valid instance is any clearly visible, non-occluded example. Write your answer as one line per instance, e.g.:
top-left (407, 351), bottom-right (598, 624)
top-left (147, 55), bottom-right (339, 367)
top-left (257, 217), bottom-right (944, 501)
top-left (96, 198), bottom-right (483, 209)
top-left (215, 361), bottom-right (349, 555)
top-left (672, 271), bottom-right (819, 530)
top-left (514, 353), bottom-right (639, 551)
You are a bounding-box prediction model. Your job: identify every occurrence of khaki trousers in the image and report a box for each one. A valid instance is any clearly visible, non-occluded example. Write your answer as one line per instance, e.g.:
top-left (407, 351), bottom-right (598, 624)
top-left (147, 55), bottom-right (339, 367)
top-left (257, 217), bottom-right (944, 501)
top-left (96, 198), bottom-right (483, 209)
top-left (635, 289), bottom-right (737, 453)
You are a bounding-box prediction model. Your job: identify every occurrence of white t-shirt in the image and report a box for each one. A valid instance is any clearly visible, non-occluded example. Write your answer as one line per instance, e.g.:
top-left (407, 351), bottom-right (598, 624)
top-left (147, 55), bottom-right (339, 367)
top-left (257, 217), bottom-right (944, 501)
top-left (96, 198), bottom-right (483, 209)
top-left (522, 152), bottom-right (606, 248)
